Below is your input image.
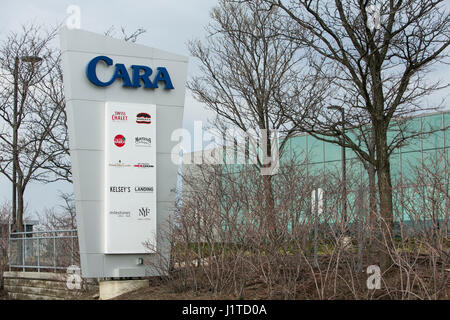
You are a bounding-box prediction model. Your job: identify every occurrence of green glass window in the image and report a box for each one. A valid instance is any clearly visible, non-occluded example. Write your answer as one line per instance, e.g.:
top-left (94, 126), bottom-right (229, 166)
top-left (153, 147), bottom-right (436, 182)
top-left (307, 136), bottom-right (324, 164)
top-left (422, 114), bottom-right (443, 151)
top-left (401, 117), bottom-right (422, 153)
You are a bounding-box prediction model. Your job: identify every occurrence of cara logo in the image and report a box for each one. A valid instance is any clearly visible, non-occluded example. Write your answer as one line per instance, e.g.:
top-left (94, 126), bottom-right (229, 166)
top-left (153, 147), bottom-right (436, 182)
top-left (114, 134), bottom-right (126, 147)
top-left (86, 55), bottom-right (174, 90)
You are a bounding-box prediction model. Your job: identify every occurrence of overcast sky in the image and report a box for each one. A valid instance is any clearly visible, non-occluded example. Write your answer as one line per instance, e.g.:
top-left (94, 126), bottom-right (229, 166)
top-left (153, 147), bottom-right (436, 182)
top-left (0, 1), bottom-right (448, 217)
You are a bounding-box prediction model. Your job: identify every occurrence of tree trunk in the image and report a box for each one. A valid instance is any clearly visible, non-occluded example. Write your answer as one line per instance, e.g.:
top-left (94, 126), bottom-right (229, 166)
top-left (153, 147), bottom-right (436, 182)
top-left (263, 174), bottom-right (276, 242)
top-left (367, 164), bottom-right (377, 230)
top-left (16, 185), bottom-right (24, 233)
top-left (375, 131), bottom-right (394, 271)
top-left (367, 162), bottom-right (378, 261)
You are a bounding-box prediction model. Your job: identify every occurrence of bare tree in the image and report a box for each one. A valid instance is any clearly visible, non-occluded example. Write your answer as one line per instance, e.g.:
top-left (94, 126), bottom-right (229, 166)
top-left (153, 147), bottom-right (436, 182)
top-left (188, 0), bottom-right (317, 238)
top-left (104, 26), bottom-right (147, 43)
top-left (37, 192), bottom-right (76, 230)
top-left (0, 24), bottom-right (66, 233)
top-left (263, 0), bottom-right (450, 268)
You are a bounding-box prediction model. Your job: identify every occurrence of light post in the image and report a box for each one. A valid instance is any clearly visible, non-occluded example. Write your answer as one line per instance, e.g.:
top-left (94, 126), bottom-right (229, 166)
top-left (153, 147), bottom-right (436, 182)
top-left (12, 55), bottom-right (42, 232)
top-left (327, 105), bottom-right (347, 226)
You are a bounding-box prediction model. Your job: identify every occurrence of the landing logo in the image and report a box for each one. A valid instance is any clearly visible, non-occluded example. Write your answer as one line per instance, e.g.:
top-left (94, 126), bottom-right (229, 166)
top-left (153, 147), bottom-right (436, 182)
top-left (112, 111), bottom-right (127, 121)
top-left (114, 134), bottom-right (126, 147)
top-left (135, 136), bottom-right (152, 147)
top-left (136, 113), bottom-right (151, 124)
top-left (135, 186), bottom-right (154, 193)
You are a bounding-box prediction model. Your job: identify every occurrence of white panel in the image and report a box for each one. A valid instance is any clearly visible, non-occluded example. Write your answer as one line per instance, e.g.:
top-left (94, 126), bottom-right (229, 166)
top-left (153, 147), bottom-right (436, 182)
top-left (155, 105), bottom-right (184, 154)
top-left (71, 150), bottom-right (104, 201)
top-left (75, 200), bottom-right (104, 253)
top-left (81, 254), bottom-right (105, 278)
top-left (105, 102), bottom-right (157, 254)
top-left (60, 28), bottom-right (187, 62)
top-left (156, 154), bottom-right (179, 202)
top-left (66, 100), bottom-right (105, 150)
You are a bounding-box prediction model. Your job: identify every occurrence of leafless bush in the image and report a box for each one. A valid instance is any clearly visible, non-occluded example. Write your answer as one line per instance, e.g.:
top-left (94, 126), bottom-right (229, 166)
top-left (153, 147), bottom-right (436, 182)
top-left (33, 192), bottom-right (79, 270)
top-left (145, 151), bottom-right (448, 299)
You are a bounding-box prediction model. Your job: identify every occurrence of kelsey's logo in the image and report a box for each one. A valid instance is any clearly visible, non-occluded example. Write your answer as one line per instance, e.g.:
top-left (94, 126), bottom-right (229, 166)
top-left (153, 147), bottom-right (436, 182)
top-left (114, 134), bottom-right (126, 147)
top-left (136, 113), bottom-right (151, 124)
top-left (135, 186), bottom-right (154, 193)
top-left (135, 136), bottom-right (151, 147)
top-left (139, 207), bottom-right (150, 218)
top-left (86, 55), bottom-right (174, 89)
top-left (134, 163), bottom-right (154, 168)
top-left (109, 160), bottom-right (130, 167)
top-left (110, 186), bottom-right (131, 193)
top-left (112, 111), bottom-right (127, 121)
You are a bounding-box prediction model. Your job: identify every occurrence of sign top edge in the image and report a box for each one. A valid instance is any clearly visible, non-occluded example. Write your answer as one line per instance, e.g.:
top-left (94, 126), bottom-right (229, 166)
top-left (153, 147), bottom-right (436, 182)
top-left (59, 26), bottom-right (189, 63)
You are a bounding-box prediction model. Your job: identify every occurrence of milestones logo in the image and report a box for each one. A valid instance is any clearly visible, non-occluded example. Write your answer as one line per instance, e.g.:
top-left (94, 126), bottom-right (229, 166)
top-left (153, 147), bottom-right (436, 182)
top-left (135, 136), bottom-right (152, 147)
top-left (112, 111), bottom-right (127, 121)
top-left (109, 210), bottom-right (131, 218)
top-left (136, 112), bottom-right (151, 124)
top-left (114, 134), bottom-right (126, 147)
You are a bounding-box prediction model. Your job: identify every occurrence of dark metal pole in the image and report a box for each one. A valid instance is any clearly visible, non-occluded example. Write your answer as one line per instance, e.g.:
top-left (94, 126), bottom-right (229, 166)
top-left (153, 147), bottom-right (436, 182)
top-left (12, 57), bottom-right (18, 231)
top-left (11, 55), bottom-right (42, 233)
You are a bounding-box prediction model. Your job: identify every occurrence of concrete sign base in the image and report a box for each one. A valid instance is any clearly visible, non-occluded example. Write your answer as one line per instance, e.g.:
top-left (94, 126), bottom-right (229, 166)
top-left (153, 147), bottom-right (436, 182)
top-left (99, 279), bottom-right (149, 300)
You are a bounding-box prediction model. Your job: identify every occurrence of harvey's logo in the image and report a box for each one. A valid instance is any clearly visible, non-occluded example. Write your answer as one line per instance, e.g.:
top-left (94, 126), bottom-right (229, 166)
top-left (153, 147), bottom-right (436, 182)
top-left (136, 113), bottom-right (151, 124)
